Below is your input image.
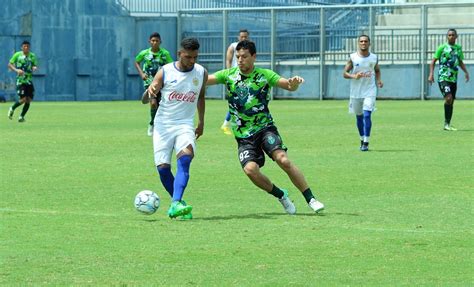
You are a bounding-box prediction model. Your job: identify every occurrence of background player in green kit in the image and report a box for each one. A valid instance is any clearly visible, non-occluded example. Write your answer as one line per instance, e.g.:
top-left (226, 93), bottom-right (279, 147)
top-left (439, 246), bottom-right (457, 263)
top-left (135, 32), bottom-right (173, 136)
top-left (428, 29), bottom-right (470, 131)
top-left (7, 40), bottom-right (38, 122)
top-left (207, 40), bottom-right (324, 215)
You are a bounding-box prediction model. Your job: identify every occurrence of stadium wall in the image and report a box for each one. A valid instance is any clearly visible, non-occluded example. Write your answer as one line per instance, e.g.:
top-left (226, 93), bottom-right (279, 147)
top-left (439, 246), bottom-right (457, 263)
top-left (0, 0), bottom-right (177, 101)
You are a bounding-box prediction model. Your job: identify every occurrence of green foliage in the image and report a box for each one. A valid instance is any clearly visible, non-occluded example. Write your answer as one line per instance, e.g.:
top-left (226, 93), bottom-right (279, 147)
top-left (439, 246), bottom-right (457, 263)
top-left (1, 100), bottom-right (473, 286)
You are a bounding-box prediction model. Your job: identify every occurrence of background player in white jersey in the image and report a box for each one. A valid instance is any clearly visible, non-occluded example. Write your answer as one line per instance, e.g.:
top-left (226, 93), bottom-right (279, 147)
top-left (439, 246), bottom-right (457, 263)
top-left (220, 29), bottom-right (249, 135)
top-left (343, 35), bottom-right (383, 151)
top-left (142, 38), bottom-right (207, 219)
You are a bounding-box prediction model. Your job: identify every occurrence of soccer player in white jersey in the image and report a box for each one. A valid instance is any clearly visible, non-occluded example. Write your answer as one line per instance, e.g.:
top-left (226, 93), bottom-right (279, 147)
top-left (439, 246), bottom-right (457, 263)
top-left (343, 35), bottom-right (383, 151)
top-left (220, 29), bottom-right (249, 135)
top-left (142, 38), bottom-right (208, 219)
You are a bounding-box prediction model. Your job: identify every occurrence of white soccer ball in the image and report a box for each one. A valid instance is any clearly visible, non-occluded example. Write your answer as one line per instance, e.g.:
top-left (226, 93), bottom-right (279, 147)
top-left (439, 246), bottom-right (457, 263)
top-left (134, 190), bottom-right (160, 215)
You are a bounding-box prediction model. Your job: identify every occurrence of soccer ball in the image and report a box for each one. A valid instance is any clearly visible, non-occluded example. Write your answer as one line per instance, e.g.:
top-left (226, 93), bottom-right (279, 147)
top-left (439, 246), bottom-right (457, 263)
top-left (134, 190), bottom-right (160, 215)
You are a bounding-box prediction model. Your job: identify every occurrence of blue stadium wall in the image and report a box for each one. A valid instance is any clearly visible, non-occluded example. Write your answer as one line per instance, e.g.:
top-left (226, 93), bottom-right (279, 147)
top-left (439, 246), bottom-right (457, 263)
top-left (0, 0), bottom-right (177, 101)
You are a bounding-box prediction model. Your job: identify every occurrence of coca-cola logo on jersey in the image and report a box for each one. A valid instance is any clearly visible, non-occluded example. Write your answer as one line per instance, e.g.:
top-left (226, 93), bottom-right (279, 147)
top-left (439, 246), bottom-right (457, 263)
top-left (168, 91), bottom-right (196, 102)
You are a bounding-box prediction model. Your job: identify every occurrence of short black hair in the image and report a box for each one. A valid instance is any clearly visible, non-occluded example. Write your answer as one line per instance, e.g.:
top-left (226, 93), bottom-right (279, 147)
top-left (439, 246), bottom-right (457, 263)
top-left (358, 35), bottom-right (370, 43)
top-left (21, 40), bottom-right (30, 46)
top-left (239, 29), bottom-right (249, 34)
top-left (447, 28), bottom-right (457, 35)
top-left (149, 32), bottom-right (161, 40)
top-left (180, 38), bottom-right (200, 51)
top-left (236, 40), bottom-right (256, 55)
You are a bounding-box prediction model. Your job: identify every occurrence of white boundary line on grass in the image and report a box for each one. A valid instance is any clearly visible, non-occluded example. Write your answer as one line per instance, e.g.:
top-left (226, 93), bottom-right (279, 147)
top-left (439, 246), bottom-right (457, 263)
top-left (1, 207), bottom-right (472, 235)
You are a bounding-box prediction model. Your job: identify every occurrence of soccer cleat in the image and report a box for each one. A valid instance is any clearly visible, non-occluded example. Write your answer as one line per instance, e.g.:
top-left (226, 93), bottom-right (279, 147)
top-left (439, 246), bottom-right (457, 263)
top-left (220, 123), bottom-right (232, 135)
top-left (8, 108), bottom-right (13, 120)
top-left (147, 125), bottom-right (153, 136)
top-left (18, 116), bottom-right (25, 123)
top-left (308, 198), bottom-right (325, 213)
top-left (180, 200), bottom-right (193, 220)
top-left (167, 201), bottom-right (192, 218)
top-left (278, 189), bottom-right (296, 215)
top-left (444, 124), bottom-right (457, 131)
top-left (360, 142), bottom-right (369, 152)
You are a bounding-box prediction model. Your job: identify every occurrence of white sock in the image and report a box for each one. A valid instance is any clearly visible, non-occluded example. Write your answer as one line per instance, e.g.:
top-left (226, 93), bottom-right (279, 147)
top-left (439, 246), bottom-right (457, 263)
top-left (363, 136), bottom-right (369, 143)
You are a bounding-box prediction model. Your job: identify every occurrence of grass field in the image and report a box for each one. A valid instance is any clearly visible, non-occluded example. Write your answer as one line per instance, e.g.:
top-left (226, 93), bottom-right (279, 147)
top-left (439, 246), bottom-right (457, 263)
top-left (1, 100), bottom-right (473, 286)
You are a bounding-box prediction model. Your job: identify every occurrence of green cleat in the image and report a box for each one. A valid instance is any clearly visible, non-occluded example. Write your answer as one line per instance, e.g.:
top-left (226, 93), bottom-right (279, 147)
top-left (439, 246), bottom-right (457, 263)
top-left (180, 200), bottom-right (193, 220)
top-left (168, 201), bottom-right (192, 219)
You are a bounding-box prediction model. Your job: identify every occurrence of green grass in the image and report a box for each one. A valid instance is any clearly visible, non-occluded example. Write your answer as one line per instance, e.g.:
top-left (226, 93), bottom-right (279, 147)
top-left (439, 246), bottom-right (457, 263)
top-left (1, 100), bottom-right (473, 286)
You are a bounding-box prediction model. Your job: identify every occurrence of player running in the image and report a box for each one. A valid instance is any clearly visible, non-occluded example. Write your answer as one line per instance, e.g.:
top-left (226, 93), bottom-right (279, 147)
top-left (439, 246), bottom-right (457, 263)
top-left (343, 35), bottom-right (383, 151)
top-left (428, 28), bottom-right (470, 131)
top-left (135, 32), bottom-right (173, 136)
top-left (207, 40), bottom-right (324, 215)
top-left (7, 40), bottom-right (38, 122)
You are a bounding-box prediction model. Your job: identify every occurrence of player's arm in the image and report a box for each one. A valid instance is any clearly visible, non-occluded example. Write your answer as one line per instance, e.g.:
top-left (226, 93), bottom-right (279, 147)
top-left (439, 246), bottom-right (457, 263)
top-left (142, 69), bottom-right (163, 104)
top-left (134, 61), bottom-right (147, 81)
top-left (206, 74), bottom-right (218, 86)
top-left (277, 76), bottom-right (304, 91)
top-left (343, 59), bottom-right (357, 79)
top-left (428, 58), bottom-right (438, 84)
top-left (195, 70), bottom-right (208, 139)
top-left (459, 60), bottom-right (470, 83)
top-left (374, 61), bottom-right (383, 88)
top-left (225, 45), bottom-right (234, 69)
top-left (8, 54), bottom-right (24, 76)
top-left (32, 54), bottom-right (38, 72)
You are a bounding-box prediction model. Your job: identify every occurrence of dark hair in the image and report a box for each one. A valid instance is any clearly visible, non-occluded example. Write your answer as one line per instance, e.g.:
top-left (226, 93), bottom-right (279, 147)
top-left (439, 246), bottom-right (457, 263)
top-left (239, 29), bottom-right (249, 34)
top-left (149, 32), bottom-right (161, 40)
top-left (180, 38), bottom-right (200, 51)
top-left (358, 35), bottom-right (370, 43)
top-left (447, 28), bottom-right (457, 35)
top-left (236, 40), bottom-right (256, 55)
top-left (21, 40), bottom-right (30, 46)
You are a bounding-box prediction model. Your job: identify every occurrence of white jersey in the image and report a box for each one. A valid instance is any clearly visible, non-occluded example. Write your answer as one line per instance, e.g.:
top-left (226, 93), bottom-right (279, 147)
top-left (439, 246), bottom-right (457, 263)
top-left (155, 62), bottom-right (205, 127)
top-left (229, 42), bottom-right (238, 67)
top-left (349, 52), bottom-right (378, 99)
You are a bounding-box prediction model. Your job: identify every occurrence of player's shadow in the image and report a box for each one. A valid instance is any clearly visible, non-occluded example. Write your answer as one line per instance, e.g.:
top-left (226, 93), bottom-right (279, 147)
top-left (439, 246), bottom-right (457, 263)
top-left (194, 212), bottom-right (326, 221)
top-left (370, 149), bottom-right (417, 152)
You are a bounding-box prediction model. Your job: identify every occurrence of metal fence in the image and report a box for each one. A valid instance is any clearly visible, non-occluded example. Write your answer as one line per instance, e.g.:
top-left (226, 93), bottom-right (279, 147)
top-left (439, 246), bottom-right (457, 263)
top-left (178, 2), bottom-right (473, 99)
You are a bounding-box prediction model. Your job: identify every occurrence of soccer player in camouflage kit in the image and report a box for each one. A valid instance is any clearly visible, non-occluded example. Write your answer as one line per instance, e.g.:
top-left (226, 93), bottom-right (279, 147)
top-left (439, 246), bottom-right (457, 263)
top-left (207, 40), bottom-right (324, 214)
top-left (428, 29), bottom-right (470, 131)
top-left (7, 41), bottom-right (38, 122)
top-left (135, 32), bottom-right (173, 136)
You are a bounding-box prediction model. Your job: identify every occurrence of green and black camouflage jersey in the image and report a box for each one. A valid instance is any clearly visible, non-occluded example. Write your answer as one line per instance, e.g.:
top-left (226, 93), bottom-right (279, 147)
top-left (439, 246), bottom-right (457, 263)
top-left (135, 47), bottom-right (173, 87)
top-left (9, 51), bottom-right (38, 85)
top-left (434, 43), bottom-right (464, 83)
top-left (214, 67), bottom-right (281, 138)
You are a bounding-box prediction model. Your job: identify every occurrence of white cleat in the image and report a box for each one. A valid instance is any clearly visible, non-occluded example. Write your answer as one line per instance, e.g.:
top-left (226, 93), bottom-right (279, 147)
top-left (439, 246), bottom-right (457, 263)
top-left (147, 125), bottom-right (153, 136)
top-left (308, 198), bottom-right (324, 213)
top-left (8, 108), bottom-right (13, 120)
top-left (278, 190), bottom-right (296, 215)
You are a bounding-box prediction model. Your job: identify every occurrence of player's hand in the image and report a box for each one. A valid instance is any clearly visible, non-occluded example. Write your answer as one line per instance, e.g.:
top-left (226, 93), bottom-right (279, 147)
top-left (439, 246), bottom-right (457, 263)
top-left (377, 80), bottom-right (383, 88)
top-left (195, 123), bottom-right (204, 140)
top-left (32, 66), bottom-right (38, 72)
top-left (465, 73), bottom-right (470, 83)
top-left (428, 74), bottom-right (434, 84)
top-left (142, 85), bottom-right (157, 104)
top-left (288, 76), bottom-right (304, 90)
top-left (353, 72), bottom-right (364, 79)
top-left (141, 74), bottom-right (148, 81)
top-left (17, 69), bottom-right (24, 76)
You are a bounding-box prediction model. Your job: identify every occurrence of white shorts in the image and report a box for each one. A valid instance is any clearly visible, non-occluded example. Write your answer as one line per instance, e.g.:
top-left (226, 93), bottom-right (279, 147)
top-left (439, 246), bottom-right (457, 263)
top-left (153, 124), bottom-right (196, 166)
top-left (349, 97), bottom-right (376, 115)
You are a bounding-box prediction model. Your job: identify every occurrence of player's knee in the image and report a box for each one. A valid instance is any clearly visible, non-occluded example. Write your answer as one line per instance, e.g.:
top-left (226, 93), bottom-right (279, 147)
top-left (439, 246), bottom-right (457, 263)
top-left (275, 153), bottom-right (292, 170)
top-left (243, 162), bottom-right (259, 177)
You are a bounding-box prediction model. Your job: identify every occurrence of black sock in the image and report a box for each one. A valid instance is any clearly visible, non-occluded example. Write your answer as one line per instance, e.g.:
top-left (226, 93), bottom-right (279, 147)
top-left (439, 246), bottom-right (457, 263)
top-left (302, 188), bottom-right (315, 204)
top-left (444, 104), bottom-right (453, 124)
top-left (150, 108), bottom-right (158, 125)
top-left (20, 103), bottom-right (30, 117)
top-left (11, 101), bottom-right (22, 111)
top-left (269, 184), bottom-right (284, 199)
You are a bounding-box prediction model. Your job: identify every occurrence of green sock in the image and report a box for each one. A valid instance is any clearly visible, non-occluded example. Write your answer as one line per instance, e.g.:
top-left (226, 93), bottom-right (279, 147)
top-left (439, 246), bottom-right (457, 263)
top-left (269, 184), bottom-right (284, 199)
top-left (302, 188), bottom-right (315, 203)
top-left (150, 108), bottom-right (157, 126)
top-left (11, 101), bottom-right (22, 111)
